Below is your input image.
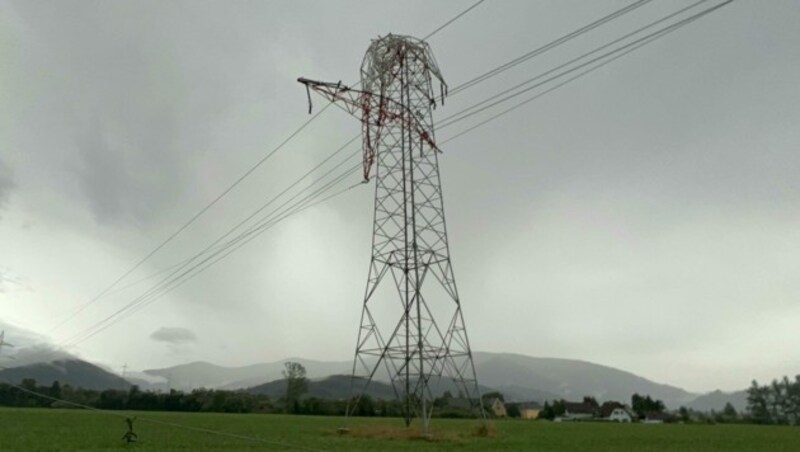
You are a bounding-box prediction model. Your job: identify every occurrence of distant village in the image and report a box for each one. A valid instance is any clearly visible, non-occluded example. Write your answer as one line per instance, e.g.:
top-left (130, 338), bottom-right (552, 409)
top-left (485, 394), bottom-right (676, 424)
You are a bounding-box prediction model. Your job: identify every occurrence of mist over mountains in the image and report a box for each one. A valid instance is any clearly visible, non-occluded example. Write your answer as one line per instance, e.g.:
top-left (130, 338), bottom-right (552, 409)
top-left (141, 352), bottom-right (698, 408)
top-left (0, 359), bottom-right (130, 391)
top-left (0, 321), bottom-right (750, 411)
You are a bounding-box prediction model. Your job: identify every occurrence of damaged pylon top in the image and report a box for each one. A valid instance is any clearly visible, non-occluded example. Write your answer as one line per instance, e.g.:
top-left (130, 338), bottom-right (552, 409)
top-left (299, 34), bottom-right (447, 181)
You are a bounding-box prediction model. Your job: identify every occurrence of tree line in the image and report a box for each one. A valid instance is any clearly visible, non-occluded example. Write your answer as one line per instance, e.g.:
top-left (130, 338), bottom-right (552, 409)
top-left (9, 362), bottom-right (794, 425)
top-left (0, 361), bottom-right (480, 418)
top-left (0, 378), bottom-right (486, 418)
top-left (536, 394), bottom-right (667, 421)
top-left (0, 378), bottom-right (271, 414)
top-left (747, 375), bottom-right (800, 425)
top-left (0, 378), bottom-right (415, 416)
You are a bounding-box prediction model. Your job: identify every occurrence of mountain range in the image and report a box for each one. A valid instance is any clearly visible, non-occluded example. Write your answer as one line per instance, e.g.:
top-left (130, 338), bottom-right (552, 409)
top-left (0, 341), bottom-right (750, 411)
top-left (687, 389), bottom-right (749, 412)
top-left (141, 352), bottom-right (700, 408)
top-left (0, 359), bottom-right (130, 391)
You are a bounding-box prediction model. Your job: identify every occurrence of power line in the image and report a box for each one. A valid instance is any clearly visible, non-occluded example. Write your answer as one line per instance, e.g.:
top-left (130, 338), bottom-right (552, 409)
top-left (74, 136), bottom-right (360, 304)
top-left (423, 0), bottom-right (486, 40)
top-left (59, 162), bottom-right (363, 349)
top-left (47, 0), bottom-right (490, 336)
top-left (43, 0), bottom-right (732, 356)
top-left (52, 133), bottom-right (365, 348)
top-left (440, 0), bottom-right (735, 145)
top-left (28, 144), bottom-right (362, 361)
top-left (446, 0), bottom-right (655, 96)
top-left (48, 102), bottom-right (334, 335)
top-left (49, 7), bottom-right (687, 350)
top-left (438, 0), bottom-right (716, 129)
top-left (91, 1), bottom-right (710, 336)
top-left (54, 0), bottom-right (651, 342)
top-left (8, 1), bottom-right (734, 443)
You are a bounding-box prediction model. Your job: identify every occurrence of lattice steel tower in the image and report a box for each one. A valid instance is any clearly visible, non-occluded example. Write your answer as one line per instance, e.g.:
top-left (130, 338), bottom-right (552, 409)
top-left (300, 34), bottom-right (483, 430)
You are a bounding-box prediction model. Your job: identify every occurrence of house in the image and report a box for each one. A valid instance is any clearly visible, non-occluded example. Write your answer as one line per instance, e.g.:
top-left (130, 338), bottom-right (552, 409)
top-left (599, 402), bottom-right (634, 423)
top-left (560, 401), bottom-right (596, 421)
top-left (608, 407), bottom-right (635, 423)
top-left (489, 398), bottom-right (507, 417)
top-left (517, 402), bottom-right (542, 419)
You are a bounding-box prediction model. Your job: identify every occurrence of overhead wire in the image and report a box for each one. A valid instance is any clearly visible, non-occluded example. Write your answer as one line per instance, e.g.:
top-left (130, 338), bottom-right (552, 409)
top-left (116, 169), bottom-right (365, 323)
top-left (8, 7), bottom-right (736, 449)
top-left (41, 0), bottom-right (732, 361)
top-left (59, 158), bottom-right (363, 349)
top-left (67, 0), bottom-right (707, 343)
top-left (45, 0), bottom-right (487, 338)
top-left (33, 11), bottom-right (738, 452)
top-left (26, 158), bottom-right (361, 361)
top-left (423, 0), bottom-right (486, 40)
top-left (6, 0), bottom-right (707, 448)
top-left (45, 0), bottom-right (653, 335)
top-left (437, 0), bottom-right (717, 129)
top-left (47, 104), bottom-right (334, 334)
top-left (439, 0), bottom-right (734, 144)
top-left (446, 0), bottom-right (655, 96)
top-left (65, 136), bottom-right (359, 304)
top-left (27, 143), bottom-right (360, 355)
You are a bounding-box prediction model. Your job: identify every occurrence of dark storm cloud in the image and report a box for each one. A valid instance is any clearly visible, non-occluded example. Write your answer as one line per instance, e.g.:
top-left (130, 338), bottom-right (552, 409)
top-left (5, 1), bottom-right (278, 226)
top-left (73, 113), bottom-right (183, 225)
top-left (436, 0), bottom-right (800, 218)
top-left (2, 0), bottom-right (799, 392)
top-left (3, 2), bottom-right (185, 225)
top-left (150, 327), bottom-right (197, 345)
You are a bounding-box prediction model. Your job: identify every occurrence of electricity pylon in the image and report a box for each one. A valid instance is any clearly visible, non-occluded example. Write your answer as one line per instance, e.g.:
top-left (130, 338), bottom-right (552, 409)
top-left (300, 34), bottom-right (484, 432)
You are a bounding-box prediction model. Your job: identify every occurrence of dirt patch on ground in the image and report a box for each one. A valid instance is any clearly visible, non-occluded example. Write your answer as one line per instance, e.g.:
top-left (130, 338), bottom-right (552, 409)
top-left (326, 421), bottom-right (495, 442)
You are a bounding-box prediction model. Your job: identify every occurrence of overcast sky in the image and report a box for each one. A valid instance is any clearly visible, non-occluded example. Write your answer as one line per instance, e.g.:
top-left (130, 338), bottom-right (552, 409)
top-left (1, 0), bottom-right (798, 393)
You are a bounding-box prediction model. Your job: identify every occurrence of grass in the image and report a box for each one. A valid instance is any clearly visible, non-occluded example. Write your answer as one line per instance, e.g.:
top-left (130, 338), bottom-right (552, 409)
top-left (1, 407), bottom-right (799, 451)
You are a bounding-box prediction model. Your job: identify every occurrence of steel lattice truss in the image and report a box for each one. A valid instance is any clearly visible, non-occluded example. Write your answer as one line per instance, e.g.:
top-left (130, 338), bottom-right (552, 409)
top-left (299, 34), bottom-right (483, 430)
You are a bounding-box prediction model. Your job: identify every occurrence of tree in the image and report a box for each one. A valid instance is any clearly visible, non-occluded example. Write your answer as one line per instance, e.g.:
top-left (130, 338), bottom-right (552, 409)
top-left (282, 361), bottom-right (308, 414)
top-left (49, 381), bottom-right (62, 400)
top-left (434, 390), bottom-right (453, 408)
top-left (747, 375), bottom-right (800, 425)
top-left (506, 403), bottom-right (521, 418)
top-left (551, 399), bottom-right (566, 417)
top-left (481, 391), bottom-right (504, 402)
top-left (678, 406), bottom-right (691, 423)
top-left (98, 389), bottom-right (127, 410)
top-left (21, 378), bottom-right (37, 391)
top-left (770, 379), bottom-right (787, 424)
top-left (631, 393), bottom-right (665, 418)
top-left (788, 376), bottom-right (800, 425)
top-left (538, 401), bottom-right (554, 420)
top-left (351, 394), bottom-right (375, 416)
top-left (747, 380), bottom-right (770, 424)
top-left (722, 402), bottom-right (738, 421)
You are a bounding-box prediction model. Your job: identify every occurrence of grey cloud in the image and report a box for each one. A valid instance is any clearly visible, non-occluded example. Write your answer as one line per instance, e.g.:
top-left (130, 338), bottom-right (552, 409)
top-left (0, 159), bottom-right (13, 212)
top-left (150, 327), bottom-right (197, 345)
top-left (3, 345), bottom-right (75, 368)
top-left (2, 0), bottom-right (799, 392)
top-left (73, 119), bottom-right (180, 226)
top-left (0, 271), bottom-right (9, 294)
top-left (0, 268), bottom-right (27, 294)
top-left (0, 320), bottom-right (68, 367)
top-left (6, 1), bottom-right (280, 226)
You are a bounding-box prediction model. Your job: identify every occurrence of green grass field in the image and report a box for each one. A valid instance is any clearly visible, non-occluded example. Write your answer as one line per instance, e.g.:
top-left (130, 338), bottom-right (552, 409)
top-left (1, 408), bottom-right (799, 451)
